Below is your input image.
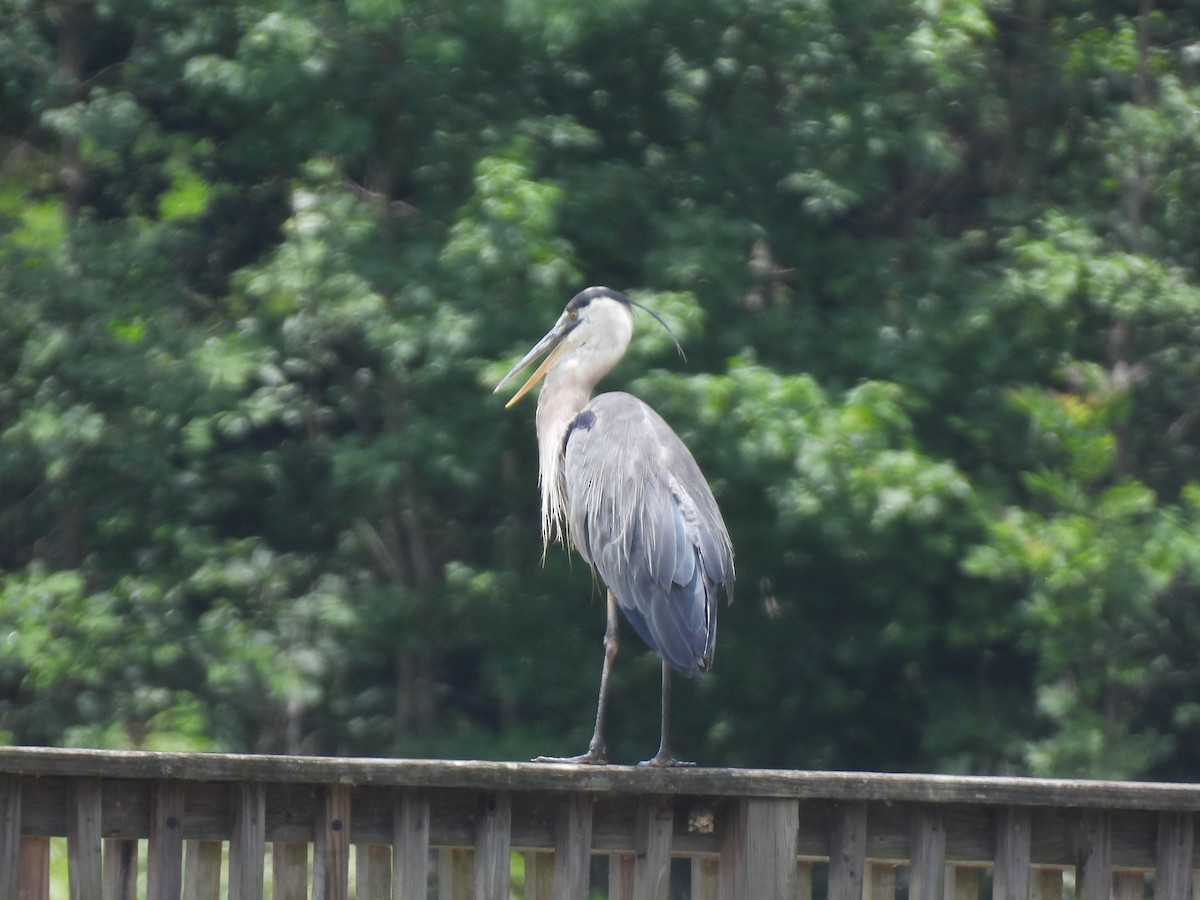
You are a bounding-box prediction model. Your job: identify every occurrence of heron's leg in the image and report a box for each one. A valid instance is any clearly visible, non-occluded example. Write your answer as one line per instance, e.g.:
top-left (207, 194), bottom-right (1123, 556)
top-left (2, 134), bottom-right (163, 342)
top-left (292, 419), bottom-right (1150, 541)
top-left (640, 661), bottom-right (694, 767)
top-left (534, 591), bottom-right (619, 765)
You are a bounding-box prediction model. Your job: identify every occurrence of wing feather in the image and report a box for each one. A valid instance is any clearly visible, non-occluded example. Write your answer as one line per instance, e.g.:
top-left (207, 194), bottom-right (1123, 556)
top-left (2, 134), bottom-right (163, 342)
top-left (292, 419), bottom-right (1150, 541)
top-left (564, 392), bottom-right (734, 678)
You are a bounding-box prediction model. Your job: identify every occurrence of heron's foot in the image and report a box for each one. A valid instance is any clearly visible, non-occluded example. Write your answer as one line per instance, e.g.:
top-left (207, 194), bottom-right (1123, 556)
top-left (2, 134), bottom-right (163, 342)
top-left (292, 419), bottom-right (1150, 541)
top-left (638, 752), bottom-right (696, 768)
top-left (533, 749), bottom-right (608, 765)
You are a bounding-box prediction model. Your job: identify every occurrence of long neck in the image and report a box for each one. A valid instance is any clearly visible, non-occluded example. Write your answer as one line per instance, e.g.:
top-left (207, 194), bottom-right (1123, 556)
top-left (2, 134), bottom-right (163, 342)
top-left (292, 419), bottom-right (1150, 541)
top-left (534, 365), bottom-right (593, 552)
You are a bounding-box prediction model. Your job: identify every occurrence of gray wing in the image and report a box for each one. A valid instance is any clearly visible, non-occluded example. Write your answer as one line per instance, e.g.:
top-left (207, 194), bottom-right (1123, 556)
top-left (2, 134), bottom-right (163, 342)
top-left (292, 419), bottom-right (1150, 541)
top-left (563, 392), bottom-right (734, 678)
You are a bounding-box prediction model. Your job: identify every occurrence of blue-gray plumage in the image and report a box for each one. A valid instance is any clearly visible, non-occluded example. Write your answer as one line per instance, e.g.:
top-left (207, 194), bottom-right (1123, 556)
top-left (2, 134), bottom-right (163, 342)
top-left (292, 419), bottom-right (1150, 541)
top-left (494, 286), bottom-right (734, 766)
top-left (566, 393), bottom-right (731, 679)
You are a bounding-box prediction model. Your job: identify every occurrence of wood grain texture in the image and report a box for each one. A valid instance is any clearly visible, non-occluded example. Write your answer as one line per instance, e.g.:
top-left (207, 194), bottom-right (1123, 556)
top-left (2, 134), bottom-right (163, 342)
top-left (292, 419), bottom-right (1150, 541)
top-left (146, 780), bottom-right (184, 900)
top-left (229, 783), bottom-right (265, 900)
top-left (394, 790), bottom-right (430, 900)
top-left (828, 801), bottom-right (866, 900)
top-left (20, 836), bottom-right (50, 900)
top-left (272, 843), bottom-right (308, 900)
top-left (181, 841), bottom-right (221, 900)
top-left (313, 784), bottom-right (351, 900)
top-left (632, 795), bottom-right (672, 900)
top-left (104, 839), bottom-right (138, 900)
top-left (6, 746), bottom-right (1200, 810)
top-left (908, 805), bottom-right (946, 900)
top-left (471, 791), bottom-right (511, 900)
top-left (0, 776), bottom-right (20, 900)
top-left (718, 797), bottom-right (799, 900)
top-left (68, 778), bottom-right (102, 900)
top-left (994, 806), bottom-right (1032, 900)
top-left (553, 793), bottom-right (593, 900)
top-left (1075, 810), bottom-right (1111, 900)
top-left (1154, 811), bottom-right (1194, 899)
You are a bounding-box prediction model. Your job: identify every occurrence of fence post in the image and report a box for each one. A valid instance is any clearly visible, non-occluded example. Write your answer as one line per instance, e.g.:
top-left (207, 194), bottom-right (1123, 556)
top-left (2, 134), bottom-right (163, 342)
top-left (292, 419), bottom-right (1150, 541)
top-left (229, 783), bottom-right (266, 900)
top-left (472, 791), bottom-right (511, 900)
top-left (718, 797), bottom-right (799, 900)
top-left (553, 793), bottom-right (593, 900)
top-left (828, 801), bottom-right (867, 900)
top-left (909, 806), bottom-right (946, 900)
top-left (147, 781), bottom-right (185, 900)
top-left (1076, 810), bottom-right (1111, 900)
top-left (1, 777), bottom-right (20, 900)
top-left (994, 806), bottom-right (1032, 900)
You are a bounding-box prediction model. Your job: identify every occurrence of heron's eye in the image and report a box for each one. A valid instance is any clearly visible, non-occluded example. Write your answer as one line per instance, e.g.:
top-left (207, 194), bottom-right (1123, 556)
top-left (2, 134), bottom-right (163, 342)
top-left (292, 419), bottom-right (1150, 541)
top-left (568, 310), bottom-right (578, 320)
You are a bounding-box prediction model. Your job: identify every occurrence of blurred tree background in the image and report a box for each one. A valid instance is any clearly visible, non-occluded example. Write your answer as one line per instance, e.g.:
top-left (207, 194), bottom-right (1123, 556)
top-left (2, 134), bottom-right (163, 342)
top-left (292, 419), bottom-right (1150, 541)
top-left (2, 0), bottom-right (1199, 779)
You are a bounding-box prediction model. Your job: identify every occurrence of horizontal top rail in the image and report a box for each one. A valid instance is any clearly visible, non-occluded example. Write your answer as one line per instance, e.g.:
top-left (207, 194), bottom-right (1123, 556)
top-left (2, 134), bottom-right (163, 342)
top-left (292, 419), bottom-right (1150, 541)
top-left (2, 745), bottom-right (1199, 811)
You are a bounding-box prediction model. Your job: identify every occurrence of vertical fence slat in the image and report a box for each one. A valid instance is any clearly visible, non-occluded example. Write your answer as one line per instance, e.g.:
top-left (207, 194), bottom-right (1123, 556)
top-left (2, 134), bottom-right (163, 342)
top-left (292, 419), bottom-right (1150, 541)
top-left (147, 781), bottom-right (185, 900)
top-left (1031, 868), bottom-right (1062, 900)
top-left (182, 841), bottom-right (222, 900)
top-left (272, 843), bottom-right (309, 900)
top-left (229, 783), bottom-right (265, 900)
top-left (1156, 811), bottom-right (1194, 899)
top-left (439, 847), bottom-right (471, 900)
top-left (796, 860), bottom-right (813, 900)
top-left (633, 795), bottom-right (672, 900)
top-left (104, 839), bottom-right (138, 900)
top-left (472, 791), bottom-right (511, 900)
top-left (69, 777), bottom-right (103, 900)
top-left (356, 844), bottom-right (391, 900)
top-left (314, 784), bottom-right (351, 900)
top-left (690, 858), bottom-right (718, 900)
top-left (1113, 871), bottom-right (1144, 900)
top-left (553, 793), bottom-right (593, 900)
top-left (866, 863), bottom-right (896, 900)
top-left (522, 850), bottom-right (553, 900)
top-left (994, 806), bottom-right (1032, 900)
top-left (610, 854), bottom-right (635, 900)
top-left (909, 806), bottom-right (947, 900)
top-left (21, 836), bottom-right (51, 900)
top-left (1075, 810), bottom-right (1110, 900)
top-left (717, 797), bottom-right (799, 900)
top-left (949, 866), bottom-right (981, 900)
top-left (828, 801), bottom-right (867, 900)
top-left (1, 776), bottom-right (20, 900)
top-left (394, 790), bottom-right (430, 900)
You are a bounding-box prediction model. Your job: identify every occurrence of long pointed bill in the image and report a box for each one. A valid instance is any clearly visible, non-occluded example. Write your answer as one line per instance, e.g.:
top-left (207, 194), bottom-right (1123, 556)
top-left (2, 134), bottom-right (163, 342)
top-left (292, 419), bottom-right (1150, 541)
top-left (494, 321), bottom-right (571, 408)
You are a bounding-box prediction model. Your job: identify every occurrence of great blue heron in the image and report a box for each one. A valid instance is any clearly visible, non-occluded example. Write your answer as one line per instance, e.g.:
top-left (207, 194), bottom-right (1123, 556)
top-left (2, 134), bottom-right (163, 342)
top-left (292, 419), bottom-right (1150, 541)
top-left (495, 286), bottom-right (734, 766)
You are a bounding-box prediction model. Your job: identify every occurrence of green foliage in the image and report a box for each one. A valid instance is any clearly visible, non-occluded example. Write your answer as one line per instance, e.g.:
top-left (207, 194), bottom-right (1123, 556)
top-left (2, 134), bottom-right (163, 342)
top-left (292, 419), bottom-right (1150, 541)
top-left (2, 0), bottom-right (1199, 778)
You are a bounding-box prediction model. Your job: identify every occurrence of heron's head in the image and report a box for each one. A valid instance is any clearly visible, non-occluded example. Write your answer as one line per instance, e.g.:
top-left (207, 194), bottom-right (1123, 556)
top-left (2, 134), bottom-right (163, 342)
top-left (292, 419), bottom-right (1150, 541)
top-left (494, 286), bottom-right (682, 408)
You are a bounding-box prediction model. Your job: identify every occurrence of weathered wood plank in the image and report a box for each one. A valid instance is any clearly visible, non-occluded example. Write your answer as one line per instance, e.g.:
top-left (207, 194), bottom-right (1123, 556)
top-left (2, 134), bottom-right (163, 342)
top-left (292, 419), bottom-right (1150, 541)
top-left (104, 839), bottom-right (138, 900)
top-left (271, 843), bottom-right (309, 900)
top-left (21, 836), bottom-right (51, 900)
top-left (1113, 870), bottom-right (1144, 900)
top-left (828, 801), bottom-right (866, 900)
top-left (796, 860), bottom-right (813, 900)
top-left (471, 792), bottom-right (511, 900)
top-left (394, 790), bottom-right (430, 900)
top-left (632, 795), bottom-right (672, 900)
top-left (147, 780), bottom-right (185, 900)
top-left (229, 783), bottom-right (265, 900)
top-left (69, 777), bottom-right (103, 900)
top-left (909, 805), bottom-right (947, 900)
top-left (439, 847), bottom-right (471, 900)
top-left (948, 865), bottom-right (980, 900)
top-left (994, 806), bottom-right (1032, 900)
top-left (1155, 811), bottom-right (1194, 899)
top-left (691, 857), bottom-right (718, 900)
top-left (1, 777), bottom-right (20, 900)
top-left (610, 853), bottom-right (635, 900)
top-left (1075, 810), bottom-right (1110, 900)
top-left (1031, 868), bottom-right (1062, 900)
top-left (717, 797), bottom-right (799, 900)
top-left (522, 850), bottom-right (553, 900)
top-left (314, 784), bottom-right (351, 900)
top-left (8, 746), bottom-right (1200, 812)
top-left (181, 840), bottom-right (221, 900)
top-left (553, 793), bottom-right (593, 900)
top-left (356, 844), bottom-right (391, 900)
top-left (865, 862), bottom-right (896, 900)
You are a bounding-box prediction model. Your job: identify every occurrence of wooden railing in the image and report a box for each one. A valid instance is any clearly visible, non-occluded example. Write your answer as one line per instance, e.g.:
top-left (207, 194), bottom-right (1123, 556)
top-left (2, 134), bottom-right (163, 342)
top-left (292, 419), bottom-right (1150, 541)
top-left (1, 746), bottom-right (1198, 899)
